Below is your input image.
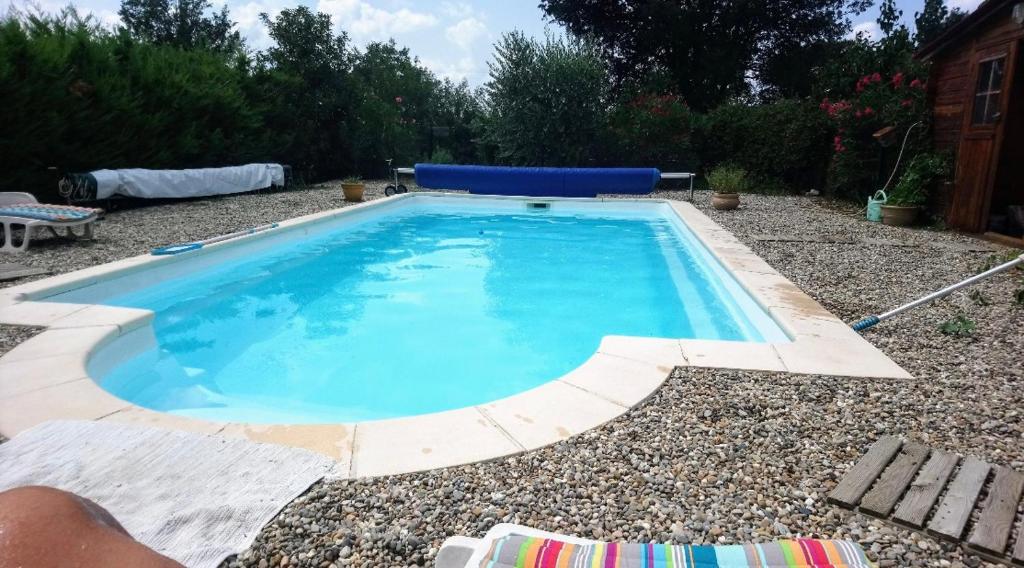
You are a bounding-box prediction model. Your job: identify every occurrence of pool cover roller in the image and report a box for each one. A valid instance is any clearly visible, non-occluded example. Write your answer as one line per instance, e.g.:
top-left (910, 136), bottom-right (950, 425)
top-left (413, 164), bottom-right (661, 198)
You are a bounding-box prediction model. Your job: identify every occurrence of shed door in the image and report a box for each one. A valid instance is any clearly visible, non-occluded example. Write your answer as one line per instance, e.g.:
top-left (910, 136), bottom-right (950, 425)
top-left (948, 43), bottom-right (1018, 232)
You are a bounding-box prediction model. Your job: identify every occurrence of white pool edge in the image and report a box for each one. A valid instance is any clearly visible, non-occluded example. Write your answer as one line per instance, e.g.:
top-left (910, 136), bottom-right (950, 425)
top-left (0, 193), bottom-right (912, 478)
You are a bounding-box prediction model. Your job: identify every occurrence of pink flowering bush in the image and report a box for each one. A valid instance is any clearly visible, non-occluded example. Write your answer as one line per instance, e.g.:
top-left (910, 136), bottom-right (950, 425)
top-left (820, 70), bottom-right (929, 198)
top-left (608, 93), bottom-right (698, 171)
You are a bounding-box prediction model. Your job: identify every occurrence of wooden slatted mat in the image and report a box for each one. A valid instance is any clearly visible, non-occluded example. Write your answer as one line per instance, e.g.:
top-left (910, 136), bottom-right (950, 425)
top-left (829, 438), bottom-right (1024, 566)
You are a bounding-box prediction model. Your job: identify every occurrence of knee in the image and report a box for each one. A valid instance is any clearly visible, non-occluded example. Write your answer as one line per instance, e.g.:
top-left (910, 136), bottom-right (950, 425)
top-left (0, 486), bottom-right (183, 568)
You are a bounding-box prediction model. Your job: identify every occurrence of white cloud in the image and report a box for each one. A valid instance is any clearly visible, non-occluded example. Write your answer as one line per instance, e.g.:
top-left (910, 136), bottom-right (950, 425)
top-left (233, 0), bottom-right (291, 50)
top-left (440, 1), bottom-right (474, 19)
top-left (422, 55), bottom-right (479, 82)
top-left (95, 9), bottom-right (120, 28)
top-left (317, 0), bottom-right (438, 42)
top-left (445, 16), bottom-right (487, 50)
top-left (847, 20), bottom-right (882, 42)
top-left (3, 0), bottom-right (121, 29)
top-left (948, 0), bottom-right (983, 11)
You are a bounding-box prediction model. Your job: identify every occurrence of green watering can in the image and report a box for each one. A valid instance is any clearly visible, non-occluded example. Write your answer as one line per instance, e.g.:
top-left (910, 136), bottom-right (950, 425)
top-left (866, 190), bottom-right (887, 222)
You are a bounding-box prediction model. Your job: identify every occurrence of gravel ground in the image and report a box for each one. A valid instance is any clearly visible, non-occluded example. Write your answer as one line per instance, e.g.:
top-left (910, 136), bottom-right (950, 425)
top-left (0, 180), bottom-right (400, 289)
top-left (1, 187), bottom-right (1022, 567)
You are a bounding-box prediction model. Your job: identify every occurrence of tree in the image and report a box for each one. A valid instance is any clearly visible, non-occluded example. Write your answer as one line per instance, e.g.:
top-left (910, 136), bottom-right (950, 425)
top-left (118, 0), bottom-right (241, 53)
top-left (0, 12), bottom-right (270, 200)
top-left (255, 6), bottom-right (355, 179)
top-left (430, 79), bottom-right (484, 164)
top-left (914, 0), bottom-right (966, 47)
top-left (482, 32), bottom-right (609, 166)
top-left (539, 0), bottom-right (871, 109)
top-left (349, 41), bottom-right (438, 174)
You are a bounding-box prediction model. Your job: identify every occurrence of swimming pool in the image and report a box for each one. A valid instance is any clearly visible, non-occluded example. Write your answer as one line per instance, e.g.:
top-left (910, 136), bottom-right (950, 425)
top-left (48, 195), bottom-right (788, 424)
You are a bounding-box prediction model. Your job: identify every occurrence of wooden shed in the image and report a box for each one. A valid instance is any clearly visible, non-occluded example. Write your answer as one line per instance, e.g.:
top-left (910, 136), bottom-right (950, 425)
top-left (916, 0), bottom-right (1024, 243)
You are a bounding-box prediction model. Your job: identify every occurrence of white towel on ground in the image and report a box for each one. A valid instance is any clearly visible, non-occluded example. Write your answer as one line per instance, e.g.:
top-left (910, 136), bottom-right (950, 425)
top-left (0, 420), bottom-right (334, 568)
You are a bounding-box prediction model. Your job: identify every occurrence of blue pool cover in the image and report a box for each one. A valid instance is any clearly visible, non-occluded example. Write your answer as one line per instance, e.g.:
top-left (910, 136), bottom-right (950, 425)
top-left (414, 164), bottom-right (661, 198)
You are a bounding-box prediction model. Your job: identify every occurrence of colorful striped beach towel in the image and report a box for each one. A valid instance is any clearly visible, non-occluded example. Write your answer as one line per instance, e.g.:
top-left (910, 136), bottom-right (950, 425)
top-left (0, 204), bottom-right (100, 222)
top-left (478, 535), bottom-right (875, 568)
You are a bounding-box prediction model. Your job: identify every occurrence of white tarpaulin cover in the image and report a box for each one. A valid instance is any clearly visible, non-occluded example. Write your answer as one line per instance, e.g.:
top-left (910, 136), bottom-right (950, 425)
top-left (91, 163), bottom-right (285, 199)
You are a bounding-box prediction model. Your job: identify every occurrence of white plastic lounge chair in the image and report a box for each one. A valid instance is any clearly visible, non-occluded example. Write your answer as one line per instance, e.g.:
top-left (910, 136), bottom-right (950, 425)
top-left (0, 192), bottom-right (101, 253)
top-left (437, 523), bottom-right (876, 567)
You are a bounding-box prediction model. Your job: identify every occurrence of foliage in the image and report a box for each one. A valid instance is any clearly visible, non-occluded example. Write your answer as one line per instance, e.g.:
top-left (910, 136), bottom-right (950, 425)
top-left (539, 0), bottom-right (872, 109)
top-left (0, 4), bottom-right (461, 197)
top-left (914, 0), bottom-right (966, 47)
top-left (696, 99), bottom-right (832, 193)
top-left (425, 147), bottom-right (455, 164)
top-left (255, 7), bottom-right (354, 182)
top-left (979, 250), bottom-right (1024, 306)
top-left (0, 0), bottom-right (975, 205)
top-left (820, 66), bottom-right (930, 200)
top-left (0, 12), bottom-right (272, 201)
top-left (341, 176), bottom-right (362, 184)
top-left (349, 41), bottom-right (437, 177)
top-left (978, 250), bottom-right (1024, 271)
top-left (940, 315), bottom-right (976, 337)
top-left (607, 93), bottom-right (697, 171)
top-left (706, 165), bottom-right (749, 194)
top-left (887, 152), bottom-right (949, 206)
top-left (482, 31), bottom-right (609, 166)
top-left (118, 0), bottom-right (241, 53)
top-left (429, 80), bottom-right (485, 165)
top-left (813, 35), bottom-right (918, 103)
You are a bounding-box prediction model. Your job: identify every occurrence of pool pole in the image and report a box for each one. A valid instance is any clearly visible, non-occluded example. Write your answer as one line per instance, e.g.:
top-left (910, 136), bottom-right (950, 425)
top-left (850, 253), bottom-right (1023, 332)
top-left (151, 223), bottom-right (278, 255)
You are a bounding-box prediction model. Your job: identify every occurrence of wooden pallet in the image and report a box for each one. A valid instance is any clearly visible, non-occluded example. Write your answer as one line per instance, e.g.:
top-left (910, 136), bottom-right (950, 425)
top-left (829, 436), bottom-right (1024, 565)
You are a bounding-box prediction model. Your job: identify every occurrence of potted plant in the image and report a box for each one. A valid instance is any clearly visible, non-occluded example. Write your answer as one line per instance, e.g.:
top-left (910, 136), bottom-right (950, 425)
top-left (881, 153), bottom-right (946, 226)
top-left (341, 176), bottom-right (365, 202)
top-left (706, 165), bottom-right (749, 210)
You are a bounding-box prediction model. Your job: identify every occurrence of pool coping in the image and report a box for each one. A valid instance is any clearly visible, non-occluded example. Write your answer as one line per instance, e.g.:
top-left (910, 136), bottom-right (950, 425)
top-left (0, 192), bottom-right (912, 478)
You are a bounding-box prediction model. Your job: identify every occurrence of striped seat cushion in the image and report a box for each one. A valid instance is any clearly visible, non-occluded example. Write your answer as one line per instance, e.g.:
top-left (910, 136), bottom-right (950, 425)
top-left (0, 203), bottom-right (101, 222)
top-left (478, 535), bottom-right (875, 567)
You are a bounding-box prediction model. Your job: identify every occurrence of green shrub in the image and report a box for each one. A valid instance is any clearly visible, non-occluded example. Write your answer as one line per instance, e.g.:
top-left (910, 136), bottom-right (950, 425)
top-left (425, 147), bottom-right (455, 164)
top-left (887, 152), bottom-right (949, 206)
top-left (940, 315), bottom-right (976, 337)
top-left (820, 70), bottom-right (929, 200)
top-left (695, 99), bottom-right (832, 193)
top-left (0, 14), bottom-right (273, 200)
top-left (482, 31), bottom-right (609, 166)
top-left (607, 93), bottom-right (698, 171)
top-left (430, 79), bottom-right (485, 165)
top-left (706, 165), bottom-right (750, 194)
top-left (348, 40), bottom-right (438, 177)
top-left (0, 7), bottom-right (453, 196)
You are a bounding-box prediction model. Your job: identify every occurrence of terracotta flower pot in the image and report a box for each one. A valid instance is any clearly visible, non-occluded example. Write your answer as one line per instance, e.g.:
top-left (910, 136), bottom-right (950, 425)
top-left (342, 182), bottom-right (365, 202)
top-left (712, 192), bottom-right (740, 211)
top-left (880, 204), bottom-right (918, 226)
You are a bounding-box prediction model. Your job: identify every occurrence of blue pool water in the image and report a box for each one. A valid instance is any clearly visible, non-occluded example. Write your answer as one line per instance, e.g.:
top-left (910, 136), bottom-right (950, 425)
top-left (55, 198), bottom-right (787, 423)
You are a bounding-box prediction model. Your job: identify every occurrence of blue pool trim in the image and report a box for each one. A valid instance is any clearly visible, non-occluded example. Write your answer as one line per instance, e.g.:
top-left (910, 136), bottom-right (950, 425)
top-left (414, 164), bottom-right (660, 197)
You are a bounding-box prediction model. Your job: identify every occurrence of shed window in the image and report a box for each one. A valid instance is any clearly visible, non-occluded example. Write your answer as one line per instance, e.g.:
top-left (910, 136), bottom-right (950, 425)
top-left (972, 57), bottom-right (1005, 125)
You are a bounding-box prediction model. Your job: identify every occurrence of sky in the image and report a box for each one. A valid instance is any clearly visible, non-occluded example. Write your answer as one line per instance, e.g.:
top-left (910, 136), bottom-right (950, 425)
top-left (5, 0), bottom-right (987, 86)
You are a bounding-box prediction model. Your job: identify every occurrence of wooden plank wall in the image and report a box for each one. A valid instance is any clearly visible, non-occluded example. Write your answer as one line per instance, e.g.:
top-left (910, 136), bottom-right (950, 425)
top-left (926, 2), bottom-right (1024, 224)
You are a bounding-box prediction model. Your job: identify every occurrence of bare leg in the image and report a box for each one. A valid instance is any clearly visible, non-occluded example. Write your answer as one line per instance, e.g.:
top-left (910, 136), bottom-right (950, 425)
top-left (0, 486), bottom-right (184, 568)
